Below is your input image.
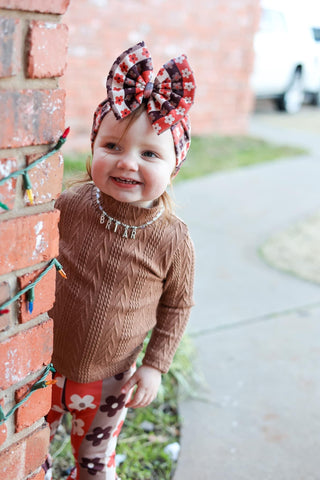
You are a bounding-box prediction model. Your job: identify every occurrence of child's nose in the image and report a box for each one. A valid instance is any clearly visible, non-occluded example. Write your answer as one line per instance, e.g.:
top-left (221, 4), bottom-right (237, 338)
top-left (116, 154), bottom-right (139, 171)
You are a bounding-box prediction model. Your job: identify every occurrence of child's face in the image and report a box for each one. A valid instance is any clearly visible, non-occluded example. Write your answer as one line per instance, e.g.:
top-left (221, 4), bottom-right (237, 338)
top-left (91, 110), bottom-right (176, 208)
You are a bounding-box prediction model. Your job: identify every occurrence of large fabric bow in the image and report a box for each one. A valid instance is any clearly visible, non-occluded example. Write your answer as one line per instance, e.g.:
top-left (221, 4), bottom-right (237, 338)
top-left (105, 41), bottom-right (195, 135)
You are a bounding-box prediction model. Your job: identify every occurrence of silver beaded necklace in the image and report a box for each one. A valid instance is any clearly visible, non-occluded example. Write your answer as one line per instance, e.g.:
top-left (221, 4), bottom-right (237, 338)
top-left (95, 188), bottom-right (164, 239)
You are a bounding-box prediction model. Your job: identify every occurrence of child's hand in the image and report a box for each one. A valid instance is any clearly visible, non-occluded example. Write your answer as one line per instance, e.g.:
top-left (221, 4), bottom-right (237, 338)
top-left (121, 365), bottom-right (162, 409)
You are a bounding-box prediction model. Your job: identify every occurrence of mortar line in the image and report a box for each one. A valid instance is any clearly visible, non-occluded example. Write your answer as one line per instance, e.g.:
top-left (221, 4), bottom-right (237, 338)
top-left (190, 300), bottom-right (320, 338)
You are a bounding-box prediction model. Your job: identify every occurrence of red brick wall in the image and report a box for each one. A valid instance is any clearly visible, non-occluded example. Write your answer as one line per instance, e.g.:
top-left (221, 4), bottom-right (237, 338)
top-left (61, 0), bottom-right (260, 152)
top-left (0, 1), bottom-right (69, 479)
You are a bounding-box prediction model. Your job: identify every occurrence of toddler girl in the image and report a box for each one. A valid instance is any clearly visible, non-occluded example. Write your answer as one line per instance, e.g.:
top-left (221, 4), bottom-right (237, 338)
top-left (45, 41), bottom-right (196, 480)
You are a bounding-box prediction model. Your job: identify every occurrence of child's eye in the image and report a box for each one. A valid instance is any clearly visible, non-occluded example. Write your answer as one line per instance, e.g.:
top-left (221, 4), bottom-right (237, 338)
top-left (142, 151), bottom-right (158, 158)
top-left (105, 142), bottom-right (120, 151)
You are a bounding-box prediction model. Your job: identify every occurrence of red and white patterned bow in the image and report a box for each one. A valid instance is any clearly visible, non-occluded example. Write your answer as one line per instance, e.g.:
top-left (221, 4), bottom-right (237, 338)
top-left (106, 41), bottom-right (196, 135)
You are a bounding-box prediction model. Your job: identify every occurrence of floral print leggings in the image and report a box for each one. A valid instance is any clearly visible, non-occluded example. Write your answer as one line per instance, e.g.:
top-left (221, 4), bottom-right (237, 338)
top-left (45, 367), bottom-right (135, 480)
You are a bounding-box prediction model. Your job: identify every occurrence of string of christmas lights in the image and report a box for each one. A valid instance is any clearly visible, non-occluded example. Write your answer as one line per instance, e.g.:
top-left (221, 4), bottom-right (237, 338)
top-left (0, 127), bottom-right (70, 211)
top-left (0, 258), bottom-right (67, 316)
top-left (0, 363), bottom-right (56, 425)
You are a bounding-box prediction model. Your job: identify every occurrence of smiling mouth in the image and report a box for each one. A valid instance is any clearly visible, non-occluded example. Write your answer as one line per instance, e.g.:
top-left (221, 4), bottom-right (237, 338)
top-left (112, 177), bottom-right (141, 185)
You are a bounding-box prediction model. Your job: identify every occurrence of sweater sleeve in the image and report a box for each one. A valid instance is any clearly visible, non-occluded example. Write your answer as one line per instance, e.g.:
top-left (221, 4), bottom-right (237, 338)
top-left (142, 231), bottom-right (195, 373)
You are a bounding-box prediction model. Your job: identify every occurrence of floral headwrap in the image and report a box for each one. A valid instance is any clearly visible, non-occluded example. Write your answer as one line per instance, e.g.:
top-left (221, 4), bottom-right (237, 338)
top-left (91, 41), bottom-right (196, 175)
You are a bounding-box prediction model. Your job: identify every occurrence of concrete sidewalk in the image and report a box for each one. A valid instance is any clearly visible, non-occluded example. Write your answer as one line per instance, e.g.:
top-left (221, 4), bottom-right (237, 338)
top-left (173, 107), bottom-right (320, 479)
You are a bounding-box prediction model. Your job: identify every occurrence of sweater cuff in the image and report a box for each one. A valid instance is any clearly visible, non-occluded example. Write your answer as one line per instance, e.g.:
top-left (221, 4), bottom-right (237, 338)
top-left (142, 356), bottom-right (171, 374)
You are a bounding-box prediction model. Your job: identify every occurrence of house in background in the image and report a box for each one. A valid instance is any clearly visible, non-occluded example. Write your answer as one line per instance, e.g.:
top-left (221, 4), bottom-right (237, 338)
top-left (61, 0), bottom-right (261, 151)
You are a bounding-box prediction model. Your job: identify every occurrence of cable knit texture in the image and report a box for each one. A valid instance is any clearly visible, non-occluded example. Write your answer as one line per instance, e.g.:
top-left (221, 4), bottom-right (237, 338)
top-left (50, 183), bottom-right (195, 383)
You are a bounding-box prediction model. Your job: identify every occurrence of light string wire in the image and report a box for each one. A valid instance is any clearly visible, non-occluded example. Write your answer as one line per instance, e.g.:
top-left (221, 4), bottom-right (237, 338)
top-left (0, 258), bottom-right (67, 315)
top-left (0, 127), bottom-right (70, 211)
top-left (0, 363), bottom-right (56, 425)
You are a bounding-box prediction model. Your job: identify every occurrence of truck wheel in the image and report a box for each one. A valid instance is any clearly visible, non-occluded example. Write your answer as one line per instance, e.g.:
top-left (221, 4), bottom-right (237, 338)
top-left (311, 89), bottom-right (320, 107)
top-left (275, 71), bottom-right (304, 113)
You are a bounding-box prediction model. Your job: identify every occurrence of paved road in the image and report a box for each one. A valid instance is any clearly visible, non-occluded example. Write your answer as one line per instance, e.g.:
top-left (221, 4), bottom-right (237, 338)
top-left (173, 105), bottom-right (320, 480)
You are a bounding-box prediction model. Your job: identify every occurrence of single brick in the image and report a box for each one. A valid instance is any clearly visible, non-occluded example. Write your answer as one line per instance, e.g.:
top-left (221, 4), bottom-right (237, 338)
top-left (0, 318), bottom-right (53, 390)
top-left (0, 17), bottom-right (20, 78)
top-left (15, 373), bottom-right (52, 432)
top-left (25, 152), bottom-right (64, 206)
top-left (0, 157), bottom-right (18, 212)
top-left (0, 424), bottom-right (50, 480)
top-left (0, 0), bottom-right (70, 14)
top-left (18, 266), bottom-right (56, 323)
top-left (0, 89), bottom-right (65, 150)
top-left (0, 209), bottom-right (60, 276)
top-left (28, 21), bottom-right (68, 79)
top-left (0, 282), bottom-right (11, 332)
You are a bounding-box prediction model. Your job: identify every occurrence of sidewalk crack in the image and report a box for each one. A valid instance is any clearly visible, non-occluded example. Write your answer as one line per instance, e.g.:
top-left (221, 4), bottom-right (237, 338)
top-left (190, 301), bottom-right (320, 337)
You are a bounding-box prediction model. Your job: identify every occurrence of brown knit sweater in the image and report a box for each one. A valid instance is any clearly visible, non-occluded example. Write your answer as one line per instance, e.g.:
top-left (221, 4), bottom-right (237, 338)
top-left (50, 183), bottom-right (195, 383)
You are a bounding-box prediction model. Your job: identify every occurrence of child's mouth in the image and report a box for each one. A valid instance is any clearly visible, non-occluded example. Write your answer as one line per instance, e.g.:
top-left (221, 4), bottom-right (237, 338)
top-left (112, 177), bottom-right (141, 185)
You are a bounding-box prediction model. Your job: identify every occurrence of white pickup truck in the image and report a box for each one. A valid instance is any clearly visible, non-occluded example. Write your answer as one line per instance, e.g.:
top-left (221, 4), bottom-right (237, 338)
top-left (251, 0), bottom-right (320, 113)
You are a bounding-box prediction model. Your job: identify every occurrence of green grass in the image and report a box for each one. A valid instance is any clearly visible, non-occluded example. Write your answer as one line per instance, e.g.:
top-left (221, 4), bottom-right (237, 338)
top-left (116, 379), bottom-right (178, 480)
top-left (177, 135), bottom-right (306, 182)
top-left (62, 135), bottom-right (306, 184)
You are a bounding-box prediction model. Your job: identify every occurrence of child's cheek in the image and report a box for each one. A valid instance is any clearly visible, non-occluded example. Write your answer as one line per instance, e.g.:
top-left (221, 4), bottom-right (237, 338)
top-left (91, 158), bottom-right (105, 179)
